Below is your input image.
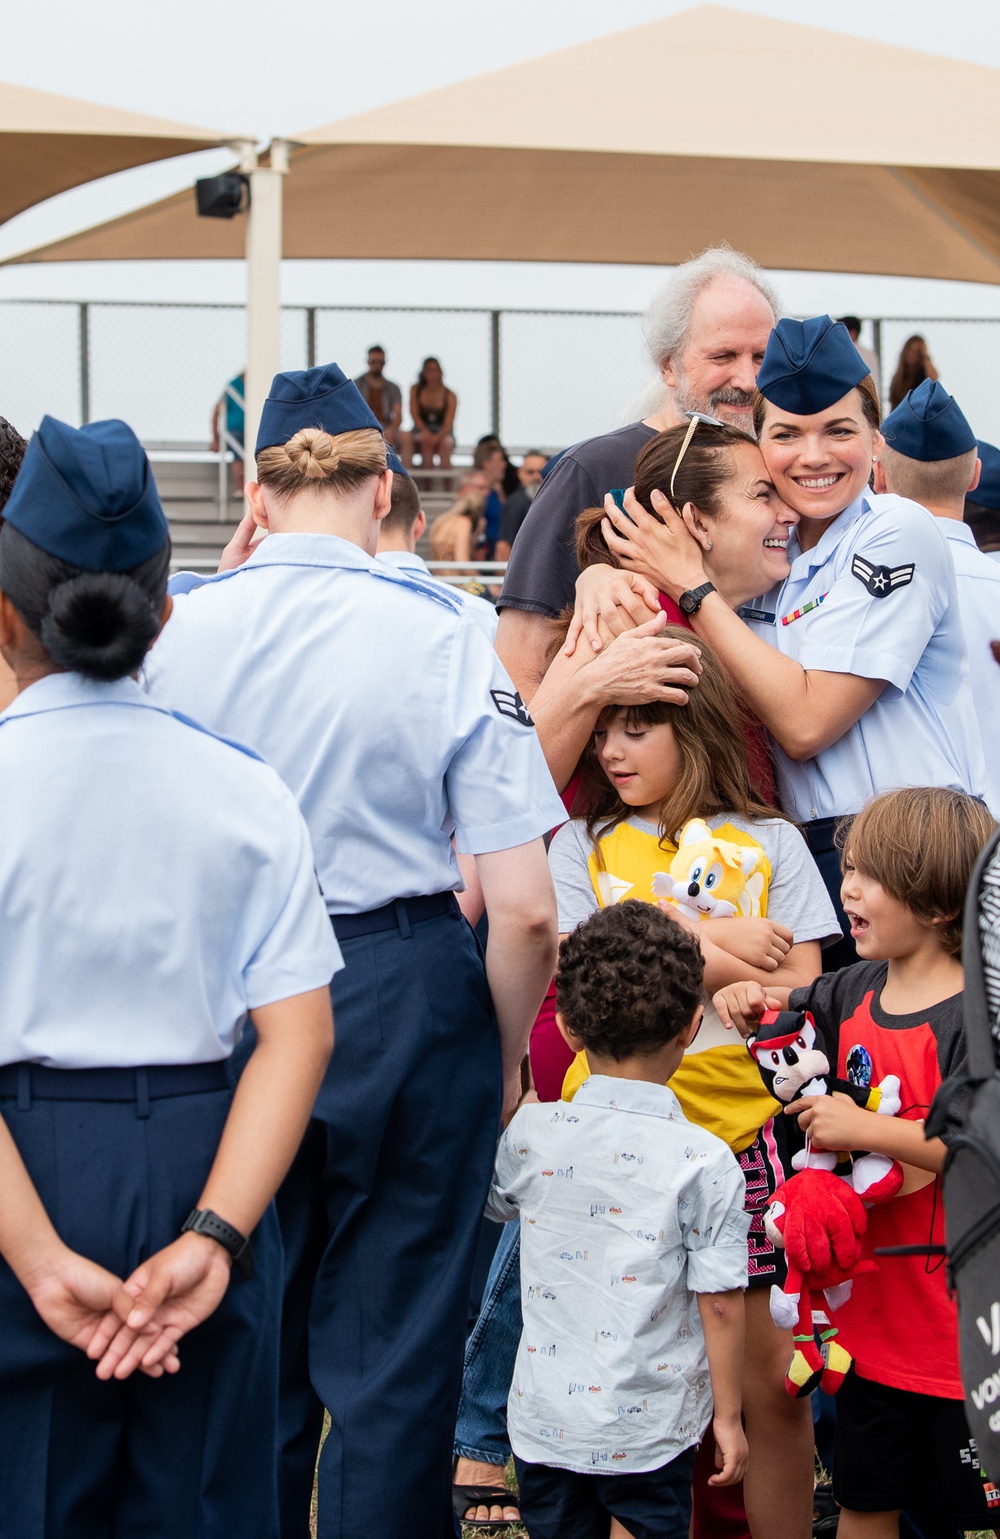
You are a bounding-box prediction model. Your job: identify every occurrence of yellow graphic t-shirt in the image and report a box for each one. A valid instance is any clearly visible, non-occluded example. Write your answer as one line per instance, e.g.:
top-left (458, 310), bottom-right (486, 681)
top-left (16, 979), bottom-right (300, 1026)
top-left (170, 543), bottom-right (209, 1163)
top-left (562, 818), bottom-right (780, 1152)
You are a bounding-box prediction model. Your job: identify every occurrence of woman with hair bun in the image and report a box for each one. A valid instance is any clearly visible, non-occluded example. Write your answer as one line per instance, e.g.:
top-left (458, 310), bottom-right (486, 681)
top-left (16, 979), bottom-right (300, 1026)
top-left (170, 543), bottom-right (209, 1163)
top-left (145, 362), bottom-right (563, 1539)
top-left (0, 416), bottom-right (338, 1536)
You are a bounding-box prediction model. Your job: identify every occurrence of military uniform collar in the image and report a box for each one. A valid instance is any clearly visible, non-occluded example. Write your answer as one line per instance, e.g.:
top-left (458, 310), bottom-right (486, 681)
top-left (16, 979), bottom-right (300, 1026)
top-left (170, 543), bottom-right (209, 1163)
top-left (788, 490), bottom-right (872, 579)
top-left (245, 531), bottom-right (378, 571)
top-left (0, 671), bottom-right (151, 721)
top-left (936, 517), bottom-right (977, 549)
top-left (378, 549), bottom-right (430, 575)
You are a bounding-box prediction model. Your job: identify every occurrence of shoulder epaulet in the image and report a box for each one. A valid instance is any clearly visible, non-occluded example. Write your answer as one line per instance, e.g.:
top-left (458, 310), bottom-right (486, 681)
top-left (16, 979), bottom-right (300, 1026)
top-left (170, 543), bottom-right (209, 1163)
top-left (367, 561), bottom-right (464, 613)
top-left (171, 553), bottom-right (464, 613)
top-left (166, 571), bottom-right (208, 596)
top-left (159, 705), bottom-right (267, 763)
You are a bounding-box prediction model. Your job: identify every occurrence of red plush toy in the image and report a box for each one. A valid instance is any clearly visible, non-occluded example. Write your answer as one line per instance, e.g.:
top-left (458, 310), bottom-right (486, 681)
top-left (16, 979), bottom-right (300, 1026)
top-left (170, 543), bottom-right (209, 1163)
top-left (764, 1168), bottom-right (877, 1398)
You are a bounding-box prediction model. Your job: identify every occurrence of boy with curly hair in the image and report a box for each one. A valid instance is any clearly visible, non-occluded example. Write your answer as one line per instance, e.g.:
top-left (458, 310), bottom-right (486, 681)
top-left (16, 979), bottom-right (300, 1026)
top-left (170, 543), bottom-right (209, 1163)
top-left (486, 900), bottom-right (750, 1539)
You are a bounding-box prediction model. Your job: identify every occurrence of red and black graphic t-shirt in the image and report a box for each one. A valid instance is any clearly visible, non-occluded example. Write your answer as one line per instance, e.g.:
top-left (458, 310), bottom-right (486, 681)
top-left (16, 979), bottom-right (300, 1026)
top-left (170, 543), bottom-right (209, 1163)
top-left (790, 962), bottom-right (966, 1398)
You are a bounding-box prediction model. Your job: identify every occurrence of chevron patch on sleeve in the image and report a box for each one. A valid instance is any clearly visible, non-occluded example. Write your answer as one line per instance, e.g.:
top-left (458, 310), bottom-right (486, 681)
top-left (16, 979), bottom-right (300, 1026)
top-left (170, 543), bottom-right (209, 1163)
top-left (851, 554), bottom-right (915, 598)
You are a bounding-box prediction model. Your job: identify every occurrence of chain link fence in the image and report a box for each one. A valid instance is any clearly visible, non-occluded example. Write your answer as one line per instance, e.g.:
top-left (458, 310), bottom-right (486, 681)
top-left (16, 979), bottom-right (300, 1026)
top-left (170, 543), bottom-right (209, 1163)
top-left (2, 299), bottom-right (999, 451)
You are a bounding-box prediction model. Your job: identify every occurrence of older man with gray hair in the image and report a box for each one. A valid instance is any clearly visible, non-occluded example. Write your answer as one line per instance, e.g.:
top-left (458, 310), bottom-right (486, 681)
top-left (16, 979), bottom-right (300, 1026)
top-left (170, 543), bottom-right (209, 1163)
top-left (496, 246), bottom-right (779, 697)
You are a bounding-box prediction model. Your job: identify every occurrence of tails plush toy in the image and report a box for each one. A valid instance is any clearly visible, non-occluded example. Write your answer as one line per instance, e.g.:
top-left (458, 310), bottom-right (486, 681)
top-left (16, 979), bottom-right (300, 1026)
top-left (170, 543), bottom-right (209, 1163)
top-left (652, 818), bottom-right (769, 921)
top-left (764, 1169), bottom-right (876, 1397)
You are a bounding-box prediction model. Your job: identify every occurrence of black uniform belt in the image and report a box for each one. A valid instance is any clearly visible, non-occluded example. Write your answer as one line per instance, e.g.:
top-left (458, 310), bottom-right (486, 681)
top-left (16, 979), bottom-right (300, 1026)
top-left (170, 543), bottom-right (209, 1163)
top-left (803, 815), bottom-right (843, 857)
top-left (0, 1060), bottom-right (229, 1104)
top-left (331, 891), bottom-right (459, 942)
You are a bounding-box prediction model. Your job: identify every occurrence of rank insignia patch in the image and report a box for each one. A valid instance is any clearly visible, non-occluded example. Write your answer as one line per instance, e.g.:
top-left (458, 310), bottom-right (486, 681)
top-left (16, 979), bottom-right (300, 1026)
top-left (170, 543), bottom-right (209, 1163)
top-left (491, 688), bottom-right (534, 727)
top-left (851, 555), bottom-right (915, 599)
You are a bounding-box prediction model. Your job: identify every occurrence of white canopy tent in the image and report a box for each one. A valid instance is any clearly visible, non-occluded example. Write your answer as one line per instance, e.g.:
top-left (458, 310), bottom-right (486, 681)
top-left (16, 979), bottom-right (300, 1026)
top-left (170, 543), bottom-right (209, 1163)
top-left (9, 6), bottom-right (1000, 450)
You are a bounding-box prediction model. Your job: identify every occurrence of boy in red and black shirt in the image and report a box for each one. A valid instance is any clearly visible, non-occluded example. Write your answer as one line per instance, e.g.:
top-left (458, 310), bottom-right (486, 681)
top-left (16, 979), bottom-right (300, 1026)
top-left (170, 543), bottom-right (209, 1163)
top-left (716, 788), bottom-right (1000, 1539)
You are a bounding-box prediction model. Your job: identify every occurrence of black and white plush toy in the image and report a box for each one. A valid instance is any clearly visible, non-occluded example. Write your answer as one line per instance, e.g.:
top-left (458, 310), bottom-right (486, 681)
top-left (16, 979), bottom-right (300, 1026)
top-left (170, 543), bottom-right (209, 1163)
top-left (748, 1009), bottom-right (903, 1202)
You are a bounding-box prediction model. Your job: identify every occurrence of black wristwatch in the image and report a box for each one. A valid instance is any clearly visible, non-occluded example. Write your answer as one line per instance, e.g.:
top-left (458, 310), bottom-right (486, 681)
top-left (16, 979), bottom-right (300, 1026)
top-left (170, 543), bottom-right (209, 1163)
top-left (181, 1208), bottom-right (254, 1279)
top-left (678, 581), bottom-right (717, 616)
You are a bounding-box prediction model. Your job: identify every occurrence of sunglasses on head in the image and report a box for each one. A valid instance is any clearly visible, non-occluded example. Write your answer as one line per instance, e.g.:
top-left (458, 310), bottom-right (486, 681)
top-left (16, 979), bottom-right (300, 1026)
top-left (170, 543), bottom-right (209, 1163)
top-left (670, 411), bottom-right (727, 501)
top-left (608, 412), bottom-right (727, 523)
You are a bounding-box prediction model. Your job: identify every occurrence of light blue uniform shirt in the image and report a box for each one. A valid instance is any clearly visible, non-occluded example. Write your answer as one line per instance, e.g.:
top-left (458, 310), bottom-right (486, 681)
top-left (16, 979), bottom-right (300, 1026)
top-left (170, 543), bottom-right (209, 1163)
top-left (0, 674), bottom-right (340, 1070)
top-left (745, 492), bottom-right (986, 822)
top-left (376, 548), bottom-right (499, 640)
top-left (148, 533), bottom-right (565, 915)
top-left (936, 517), bottom-right (1000, 814)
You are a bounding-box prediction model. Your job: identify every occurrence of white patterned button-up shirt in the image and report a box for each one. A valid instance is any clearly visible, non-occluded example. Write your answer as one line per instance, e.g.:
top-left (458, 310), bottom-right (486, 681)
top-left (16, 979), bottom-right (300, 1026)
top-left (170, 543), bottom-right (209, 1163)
top-left (487, 1075), bottom-right (749, 1474)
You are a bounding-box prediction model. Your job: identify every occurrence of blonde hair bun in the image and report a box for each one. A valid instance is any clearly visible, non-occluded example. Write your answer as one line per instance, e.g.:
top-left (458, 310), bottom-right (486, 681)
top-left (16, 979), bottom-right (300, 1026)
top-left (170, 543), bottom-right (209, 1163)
top-left (256, 426), bottom-right (386, 497)
top-left (287, 428), bottom-right (342, 478)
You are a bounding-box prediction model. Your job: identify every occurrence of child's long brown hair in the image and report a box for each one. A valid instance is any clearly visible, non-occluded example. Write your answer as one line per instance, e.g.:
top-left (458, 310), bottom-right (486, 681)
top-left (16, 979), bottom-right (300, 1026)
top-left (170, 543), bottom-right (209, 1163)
top-left (576, 624), bottom-right (785, 853)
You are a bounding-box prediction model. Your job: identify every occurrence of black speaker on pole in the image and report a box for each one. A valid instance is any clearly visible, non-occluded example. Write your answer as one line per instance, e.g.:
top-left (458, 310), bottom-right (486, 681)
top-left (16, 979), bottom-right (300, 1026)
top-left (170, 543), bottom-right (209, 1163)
top-left (195, 173), bottom-right (250, 219)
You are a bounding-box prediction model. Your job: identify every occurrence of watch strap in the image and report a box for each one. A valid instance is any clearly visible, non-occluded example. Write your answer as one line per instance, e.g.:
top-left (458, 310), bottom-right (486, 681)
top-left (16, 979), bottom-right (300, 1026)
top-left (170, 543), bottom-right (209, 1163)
top-left (679, 581), bottom-right (716, 615)
top-left (181, 1208), bottom-right (254, 1279)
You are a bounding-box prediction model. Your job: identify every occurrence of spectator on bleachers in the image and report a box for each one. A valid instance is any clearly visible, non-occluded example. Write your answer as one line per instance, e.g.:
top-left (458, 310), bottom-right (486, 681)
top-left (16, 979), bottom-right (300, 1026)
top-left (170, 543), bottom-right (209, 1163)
top-left (354, 346), bottom-right (403, 447)
top-left (837, 316), bottom-right (880, 384)
top-left (473, 439), bottom-right (508, 557)
top-left (477, 434), bottom-right (520, 498)
top-left (428, 482), bottom-right (487, 575)
top-left (496, 450), bottom-right (548, 561)
top-left (210, 369), bottom-right (246, 492)
top-left (889, 333), bottom-right (938, 410)
top-left (401, 357), bottom-right (457, 470)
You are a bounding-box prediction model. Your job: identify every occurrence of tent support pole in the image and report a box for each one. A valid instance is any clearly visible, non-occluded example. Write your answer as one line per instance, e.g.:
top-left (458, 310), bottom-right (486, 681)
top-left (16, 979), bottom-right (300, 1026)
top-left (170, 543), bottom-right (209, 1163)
top-left (490, 311), bottom-right (501, 437)
top-left (244, 139), bottom-right (289, 485)
top-left (79, 302), bottom-right (90, 425)
top-left (306, 307), bottom-right (317, 368)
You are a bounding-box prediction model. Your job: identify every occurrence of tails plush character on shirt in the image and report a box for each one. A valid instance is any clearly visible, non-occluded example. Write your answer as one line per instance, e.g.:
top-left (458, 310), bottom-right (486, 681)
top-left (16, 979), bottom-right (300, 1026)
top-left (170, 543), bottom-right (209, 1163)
top-left (747, 1009), bottom-right (904, 1202)
top-left (652, 818), bottom-right (768, 922)
top-left (764, 1168), bottom-right (876, 1397)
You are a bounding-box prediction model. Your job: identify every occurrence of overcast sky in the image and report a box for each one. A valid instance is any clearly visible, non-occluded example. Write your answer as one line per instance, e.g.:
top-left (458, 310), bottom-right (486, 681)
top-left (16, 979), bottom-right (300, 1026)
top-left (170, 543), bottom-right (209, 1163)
top-left (3, 0), bottom-right (1000, 316)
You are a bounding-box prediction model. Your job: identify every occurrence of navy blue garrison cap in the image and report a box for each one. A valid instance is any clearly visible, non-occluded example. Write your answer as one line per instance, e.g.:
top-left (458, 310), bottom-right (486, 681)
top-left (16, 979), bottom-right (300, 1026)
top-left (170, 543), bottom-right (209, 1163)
top-left (756, 316), bottom-right (870, 415)
top-left (386, 448), bottom-right (408, 477)
top-left (882, 379), bottom-right (976, 462)
top-left (3, 416), bottom-right (168, 572)
top-left (255, 362), bottom-right (382, 455)
top-left (971, 440), bottom-right (1000, 511)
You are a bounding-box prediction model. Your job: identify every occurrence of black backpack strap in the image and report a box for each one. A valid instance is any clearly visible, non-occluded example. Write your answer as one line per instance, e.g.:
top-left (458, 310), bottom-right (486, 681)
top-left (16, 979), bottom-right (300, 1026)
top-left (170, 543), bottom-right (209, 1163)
top-left (963, 829), bottom-right (1000, 1083)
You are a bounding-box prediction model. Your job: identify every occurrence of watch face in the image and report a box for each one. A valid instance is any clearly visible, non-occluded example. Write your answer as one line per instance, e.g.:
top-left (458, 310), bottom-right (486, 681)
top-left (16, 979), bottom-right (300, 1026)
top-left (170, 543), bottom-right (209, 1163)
top-left (679, 591), bottom-right (698, 614)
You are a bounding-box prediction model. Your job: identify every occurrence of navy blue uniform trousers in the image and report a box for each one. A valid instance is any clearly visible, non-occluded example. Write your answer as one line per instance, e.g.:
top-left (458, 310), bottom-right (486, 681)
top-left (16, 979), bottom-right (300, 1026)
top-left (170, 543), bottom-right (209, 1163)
top-left (804, 815), bottom-right (859, 973)
top-left (275, 901), bottom-right (502, 1539)
top-left (0, 1064), bottom-right (282, 1539)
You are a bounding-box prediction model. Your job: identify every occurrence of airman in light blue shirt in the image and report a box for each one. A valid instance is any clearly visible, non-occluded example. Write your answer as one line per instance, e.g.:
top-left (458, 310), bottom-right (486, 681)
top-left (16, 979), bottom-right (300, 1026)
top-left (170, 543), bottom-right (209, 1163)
top-left (146, 362), bottom-right (561, 1539)
top-left (0, 415), bottom-right (337, 1538)
top-left (747, 490), bottom-right (985, 822)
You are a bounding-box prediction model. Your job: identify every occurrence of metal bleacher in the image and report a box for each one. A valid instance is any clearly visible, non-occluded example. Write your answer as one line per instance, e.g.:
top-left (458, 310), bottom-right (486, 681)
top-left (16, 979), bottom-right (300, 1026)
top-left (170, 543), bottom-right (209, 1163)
top-left (147, 445), bottom-right (466, 573)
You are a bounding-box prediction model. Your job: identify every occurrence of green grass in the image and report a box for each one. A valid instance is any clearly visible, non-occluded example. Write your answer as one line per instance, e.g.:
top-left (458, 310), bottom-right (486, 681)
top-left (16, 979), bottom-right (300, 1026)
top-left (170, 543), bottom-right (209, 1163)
top-left (311, 1432), bottom-right (994, 1536)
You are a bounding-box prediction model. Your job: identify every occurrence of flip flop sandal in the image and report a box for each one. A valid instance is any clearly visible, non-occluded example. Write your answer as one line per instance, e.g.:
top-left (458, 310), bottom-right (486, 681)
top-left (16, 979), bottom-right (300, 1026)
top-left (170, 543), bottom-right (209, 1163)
top-left (813, 1479), bottom-right (838, 1536)
top-left (451, 1484), bottom-right (521, 1531)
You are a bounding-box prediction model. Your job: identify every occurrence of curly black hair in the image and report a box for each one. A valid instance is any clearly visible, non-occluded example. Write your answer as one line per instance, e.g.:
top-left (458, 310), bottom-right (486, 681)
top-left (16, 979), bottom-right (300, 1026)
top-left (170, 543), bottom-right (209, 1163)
top-left (556, 901), bottom-right (705, 1061)
top-left (0, 416), bottom-right (27, 514)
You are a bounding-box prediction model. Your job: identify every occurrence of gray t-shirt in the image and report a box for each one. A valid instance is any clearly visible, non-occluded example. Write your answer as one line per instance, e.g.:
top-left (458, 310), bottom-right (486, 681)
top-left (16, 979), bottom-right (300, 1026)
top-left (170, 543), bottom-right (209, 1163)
top-left (498, 421), bottom-right (658, 619)
top-left (549, 811), bottom-right (840, 944)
